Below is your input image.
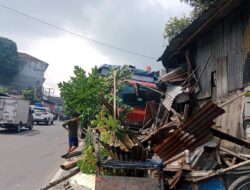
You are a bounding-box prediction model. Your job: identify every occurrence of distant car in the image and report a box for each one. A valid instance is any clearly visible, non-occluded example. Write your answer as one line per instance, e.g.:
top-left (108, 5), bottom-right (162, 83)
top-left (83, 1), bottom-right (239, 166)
top-left (31, 107), bottom-right (54, 125)
top-left (59, 114), bottom-right (70, 121)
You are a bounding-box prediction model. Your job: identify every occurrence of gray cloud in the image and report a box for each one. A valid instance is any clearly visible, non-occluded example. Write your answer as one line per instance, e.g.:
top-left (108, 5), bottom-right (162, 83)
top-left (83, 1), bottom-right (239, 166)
top-left (0, 0), bottom-right (191, 70)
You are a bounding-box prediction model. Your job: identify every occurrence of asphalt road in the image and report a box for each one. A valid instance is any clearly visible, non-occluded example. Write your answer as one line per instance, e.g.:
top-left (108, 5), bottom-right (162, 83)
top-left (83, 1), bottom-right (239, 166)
top-left (0, 121), bottom-right (68, 190)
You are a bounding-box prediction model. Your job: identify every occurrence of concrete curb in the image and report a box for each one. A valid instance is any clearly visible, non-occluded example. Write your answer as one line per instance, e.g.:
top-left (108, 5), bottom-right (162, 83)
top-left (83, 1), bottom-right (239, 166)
top-left (50, 141), bottom-right (84, 183)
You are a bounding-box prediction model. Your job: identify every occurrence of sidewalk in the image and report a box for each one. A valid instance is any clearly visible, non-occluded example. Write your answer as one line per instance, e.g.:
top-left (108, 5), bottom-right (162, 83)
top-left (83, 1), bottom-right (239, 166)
top-left (50, 174), bottom-right (74, 190)
top-left (48, 141), bottom-right (84, 190)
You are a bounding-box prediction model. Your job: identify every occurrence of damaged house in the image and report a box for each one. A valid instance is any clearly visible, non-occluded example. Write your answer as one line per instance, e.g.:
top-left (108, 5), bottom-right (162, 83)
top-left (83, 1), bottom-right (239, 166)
top-left (159, 0), bottom-right (250, 143)
top-left (42, 1), bottom-right (250, 190)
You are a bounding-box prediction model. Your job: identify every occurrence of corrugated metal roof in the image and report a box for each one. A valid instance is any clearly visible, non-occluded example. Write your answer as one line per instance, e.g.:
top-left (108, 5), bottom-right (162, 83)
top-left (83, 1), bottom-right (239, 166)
top-left (158, 67), bottom-right (187, 83)
top-left (103, 134), bottom-right (148, 162)
top-left (162, 85), bottom-right (183, 111)
top-left (153, 102), bottom-right (225, 162)
top-left (159, 0), bottom-right (245, 67)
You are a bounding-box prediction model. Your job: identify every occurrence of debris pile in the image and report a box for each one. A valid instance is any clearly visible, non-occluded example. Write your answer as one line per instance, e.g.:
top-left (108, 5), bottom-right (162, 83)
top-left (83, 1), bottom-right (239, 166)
top-left (42, 60), bottom-right (250, 190)
top-left (94, 59), bottom-right (250, 189)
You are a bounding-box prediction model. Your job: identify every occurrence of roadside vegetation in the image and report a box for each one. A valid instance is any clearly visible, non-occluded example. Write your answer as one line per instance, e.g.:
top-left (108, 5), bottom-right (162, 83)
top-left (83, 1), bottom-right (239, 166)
top-left (0, 37), bottom-right (19, 83)
top-left (59, 65), bottom-right (131, 174)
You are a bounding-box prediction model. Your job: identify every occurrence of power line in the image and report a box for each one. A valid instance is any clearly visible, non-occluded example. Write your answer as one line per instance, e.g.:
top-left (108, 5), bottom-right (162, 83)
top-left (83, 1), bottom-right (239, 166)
top-left (0, 3), bottom-right (157, 60)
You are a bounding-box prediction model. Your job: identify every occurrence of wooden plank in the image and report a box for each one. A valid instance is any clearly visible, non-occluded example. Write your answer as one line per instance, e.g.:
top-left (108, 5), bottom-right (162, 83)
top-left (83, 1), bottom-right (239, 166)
top-left (216, 56), bottom-right (228, 100)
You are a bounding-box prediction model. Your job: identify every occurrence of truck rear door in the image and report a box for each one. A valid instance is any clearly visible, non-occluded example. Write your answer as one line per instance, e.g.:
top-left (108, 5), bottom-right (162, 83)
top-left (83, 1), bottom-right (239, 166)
top-left (3, 99), bottom-right (17, 124)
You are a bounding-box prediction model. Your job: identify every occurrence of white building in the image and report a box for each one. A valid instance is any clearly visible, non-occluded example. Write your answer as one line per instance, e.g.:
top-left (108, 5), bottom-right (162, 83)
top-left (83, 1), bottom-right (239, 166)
top-left (12, 53), bottom-right (48, 96)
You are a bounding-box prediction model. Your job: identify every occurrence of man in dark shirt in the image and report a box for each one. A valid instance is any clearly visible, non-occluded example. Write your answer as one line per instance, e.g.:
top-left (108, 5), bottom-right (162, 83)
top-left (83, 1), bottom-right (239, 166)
top-left (61, 112), bottom-right (80, 158)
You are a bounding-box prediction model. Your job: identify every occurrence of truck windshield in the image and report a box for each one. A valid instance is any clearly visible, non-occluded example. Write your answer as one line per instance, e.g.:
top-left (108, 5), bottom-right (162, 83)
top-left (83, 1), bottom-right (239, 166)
top-left (119, 84), bottom-right (160, 106)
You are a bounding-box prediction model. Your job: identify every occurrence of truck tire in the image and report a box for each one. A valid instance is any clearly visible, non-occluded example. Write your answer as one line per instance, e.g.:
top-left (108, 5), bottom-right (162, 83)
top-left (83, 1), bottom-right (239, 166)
top-left (28, 123), bottom-right (33, 130)
top-left (16, 125), bottom-right (21, 133)
top-left (228, 175), bottom-right (250, 190)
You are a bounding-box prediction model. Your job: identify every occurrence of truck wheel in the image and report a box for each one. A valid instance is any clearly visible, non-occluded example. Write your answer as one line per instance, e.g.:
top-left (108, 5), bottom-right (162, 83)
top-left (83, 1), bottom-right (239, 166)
top-left (28, 124), bottom-right (33, 130)
top-left (51, 120), bottom-right (54, 125)
top-left (16, 125), bottom-right (21, 133)
top-left (228, 175), bottom-right (250, 190)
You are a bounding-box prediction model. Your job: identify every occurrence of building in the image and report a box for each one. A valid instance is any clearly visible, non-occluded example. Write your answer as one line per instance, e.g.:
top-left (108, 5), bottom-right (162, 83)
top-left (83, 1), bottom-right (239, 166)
top-left (98, 64), bottom-right (158, 82)
top-left (42, 95), bottom-right (63, 113)
top-left (158, 0), bottom-right (250, 141)
top-left (12, 52), bottom-right (48, 97)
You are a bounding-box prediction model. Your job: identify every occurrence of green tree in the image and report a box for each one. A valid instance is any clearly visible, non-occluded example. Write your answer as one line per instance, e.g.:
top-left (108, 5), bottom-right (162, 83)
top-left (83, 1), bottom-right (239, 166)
top-left (164, 16), bottom-right (191, 42)
top-left (164, 0), bottom-right (219, 42)
top-left (0, 87), bottom-right (7, 94)
top-left (180, 0), bottom-right (218, 17)
top-left (22, 88), bottom-right (38, 103)
top-left (0, 37), bottom-right (19, 82)
top-left (58, 66), bottom-right (108, 127)
top-left (59, 65), bottom-right (131, 174)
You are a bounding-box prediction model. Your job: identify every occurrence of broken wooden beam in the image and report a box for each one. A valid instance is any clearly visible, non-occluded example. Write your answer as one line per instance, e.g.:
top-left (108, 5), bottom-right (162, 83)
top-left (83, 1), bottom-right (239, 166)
top-left (64, 151), bottom-right (82, 159)
top-left (40, 168), bottom-right (80, 190)
top-left (220, 147), bottom-right (248, 161)
top-left (193, 160), bottom-right (250, 183)
top-left (211, 128), bottom-right (250, 149)
top-left (60, 160), bottom-right (78, 170)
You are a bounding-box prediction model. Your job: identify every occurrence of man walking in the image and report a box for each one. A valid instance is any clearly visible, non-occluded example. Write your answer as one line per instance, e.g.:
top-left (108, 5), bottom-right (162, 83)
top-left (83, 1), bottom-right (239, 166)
top-left (61, 112), bottom-right (80, 158)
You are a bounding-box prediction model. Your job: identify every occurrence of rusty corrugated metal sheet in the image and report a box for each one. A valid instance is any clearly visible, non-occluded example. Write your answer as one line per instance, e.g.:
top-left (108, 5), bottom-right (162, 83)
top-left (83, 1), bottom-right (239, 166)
top-left (162, 85), bottom-right (183, 111)
top-left (104, 134), bottom-right (148, 162)
top-left (153, 102), bottom-right (225, 162)
top-left (158, 67), bottom-right (187, 83)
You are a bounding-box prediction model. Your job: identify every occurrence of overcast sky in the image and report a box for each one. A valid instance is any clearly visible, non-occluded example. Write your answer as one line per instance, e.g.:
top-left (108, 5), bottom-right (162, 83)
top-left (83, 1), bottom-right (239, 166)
top-left (0, 0), bottom-right (191, 96)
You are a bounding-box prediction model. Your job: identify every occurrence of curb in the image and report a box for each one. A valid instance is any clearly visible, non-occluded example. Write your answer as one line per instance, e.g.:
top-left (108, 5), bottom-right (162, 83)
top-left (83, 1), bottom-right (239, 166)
top-left (50, 141), bottom-right (84, 183)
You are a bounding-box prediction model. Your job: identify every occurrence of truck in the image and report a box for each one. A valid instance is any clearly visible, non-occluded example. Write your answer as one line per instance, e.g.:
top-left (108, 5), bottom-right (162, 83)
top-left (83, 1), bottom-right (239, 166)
top-left (0, 95), bottom-right (33, 132)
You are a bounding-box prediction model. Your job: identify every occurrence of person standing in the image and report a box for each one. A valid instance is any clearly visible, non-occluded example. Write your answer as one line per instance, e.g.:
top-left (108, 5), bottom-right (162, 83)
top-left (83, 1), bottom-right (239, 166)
top-left (61, 112), bottom-right (80, 158)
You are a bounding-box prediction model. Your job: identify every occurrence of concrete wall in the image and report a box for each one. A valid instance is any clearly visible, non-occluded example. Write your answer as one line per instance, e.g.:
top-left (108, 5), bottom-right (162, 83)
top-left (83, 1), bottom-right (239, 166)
top-left (12, 54), bottom-right (48, 96)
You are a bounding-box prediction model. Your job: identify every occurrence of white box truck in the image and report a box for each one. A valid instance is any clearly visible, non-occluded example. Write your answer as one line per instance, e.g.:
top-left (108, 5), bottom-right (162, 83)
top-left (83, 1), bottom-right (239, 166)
top-left (0, 96), bottom-right (33, 132)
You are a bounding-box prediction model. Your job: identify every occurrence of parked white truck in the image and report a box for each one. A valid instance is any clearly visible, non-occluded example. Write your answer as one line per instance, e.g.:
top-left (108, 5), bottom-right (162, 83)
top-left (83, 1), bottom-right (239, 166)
top-left (0, 95), bottom-right (33, 132)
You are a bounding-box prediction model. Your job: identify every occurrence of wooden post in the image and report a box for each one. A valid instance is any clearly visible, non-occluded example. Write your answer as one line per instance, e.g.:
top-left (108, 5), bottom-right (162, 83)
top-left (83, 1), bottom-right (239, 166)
top-left (113, 70), bottom-right (117, 121)
top-left (60, 159), bottom-right (81, 170)
top-left (63, 151), bottom-right (82, 159)
top-left (93, 129), bottom-right (100, 175)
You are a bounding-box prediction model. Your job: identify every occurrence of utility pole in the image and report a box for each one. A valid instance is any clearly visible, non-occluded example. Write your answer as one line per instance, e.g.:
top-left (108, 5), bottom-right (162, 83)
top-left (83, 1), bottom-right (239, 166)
top-left (45, 88), bottom-right (54, 97)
